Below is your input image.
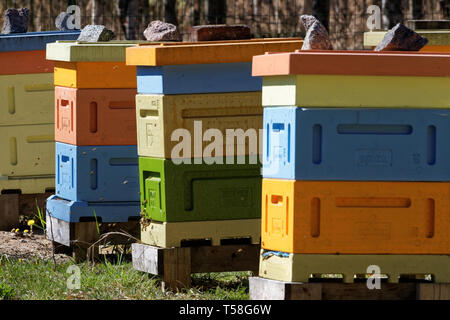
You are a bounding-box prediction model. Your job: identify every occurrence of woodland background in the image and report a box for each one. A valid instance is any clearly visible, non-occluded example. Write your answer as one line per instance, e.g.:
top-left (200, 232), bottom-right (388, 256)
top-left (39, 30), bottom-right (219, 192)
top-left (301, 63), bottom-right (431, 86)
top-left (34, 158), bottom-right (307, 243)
top-left (1, 0), bottom-right (449, 49)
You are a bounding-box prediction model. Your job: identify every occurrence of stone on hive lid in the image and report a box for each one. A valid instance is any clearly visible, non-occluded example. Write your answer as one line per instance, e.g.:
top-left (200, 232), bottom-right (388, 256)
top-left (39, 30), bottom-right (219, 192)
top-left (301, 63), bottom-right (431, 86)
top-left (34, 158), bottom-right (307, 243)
top-left (1, 8), bottom-right (30, 34)
top-left (189, 25), bottom-right (251, 41)
top-left (375, 23), bottom-right (428, 51)
top-left (77, 25), bottom-right (115, 42)
top-left (300, 15), bottom-right (333, 50)
top-left (143, 20), bottom-right (181, 42)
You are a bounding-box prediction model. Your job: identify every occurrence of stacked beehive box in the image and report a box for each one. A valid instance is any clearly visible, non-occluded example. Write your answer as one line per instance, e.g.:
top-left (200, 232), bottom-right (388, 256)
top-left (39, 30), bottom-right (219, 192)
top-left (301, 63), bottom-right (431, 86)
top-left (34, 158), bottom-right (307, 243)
top-left (45, 41), bottom-right (143, 254)
top-left (252, 50), bottom-right (450, 285)
top-left (126, 39), bottom-right (304, 249)
top-left (0, 31), bottom-right (79, 230)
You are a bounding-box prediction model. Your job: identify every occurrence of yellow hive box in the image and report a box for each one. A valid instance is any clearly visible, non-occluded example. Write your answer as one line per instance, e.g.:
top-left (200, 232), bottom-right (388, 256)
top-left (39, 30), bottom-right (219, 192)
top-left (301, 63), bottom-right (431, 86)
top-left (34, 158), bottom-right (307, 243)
top-left (262, 74), bottom-right (450, 108)
top-left (0, 124), bottom-right (54, 178)
top-left (136, 93), bottom-right (263, 158)
top-left (259, 252), bottom-right (450, 283)
top-left (364, 30), bottom-right (450, 52)
top-left (126, 38), bottom-right (303, 66)
top-left (141, 219), bottom-right (261, 248)
top-left (0, 177), bottom-right (54, 194)
top-left (0, 73), bottom-right (54, 126)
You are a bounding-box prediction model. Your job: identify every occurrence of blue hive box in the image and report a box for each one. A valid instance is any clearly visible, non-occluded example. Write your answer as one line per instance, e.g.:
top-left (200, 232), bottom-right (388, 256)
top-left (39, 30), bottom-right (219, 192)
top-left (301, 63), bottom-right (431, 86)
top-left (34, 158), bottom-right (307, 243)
top-left (0, 31), bottom-right (80, 52)
top-left (55, 142), bottom-right (140, 202)
top-left (263, 107), bottom-right (450, 181)
top-left (137, 62), bottom-right (262, 94)
top-left (46, 195), bottom-right (140, 223)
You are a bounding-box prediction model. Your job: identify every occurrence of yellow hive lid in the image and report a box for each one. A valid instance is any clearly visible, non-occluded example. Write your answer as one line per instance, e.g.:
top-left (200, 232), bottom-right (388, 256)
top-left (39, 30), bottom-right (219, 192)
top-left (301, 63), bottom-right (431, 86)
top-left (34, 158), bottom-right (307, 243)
top-left (46, 40), bottom-right (150, 62)
top-left (364, 30), bottom-right (450, 49)
top-left (126, 38), bottom-right (303, 66)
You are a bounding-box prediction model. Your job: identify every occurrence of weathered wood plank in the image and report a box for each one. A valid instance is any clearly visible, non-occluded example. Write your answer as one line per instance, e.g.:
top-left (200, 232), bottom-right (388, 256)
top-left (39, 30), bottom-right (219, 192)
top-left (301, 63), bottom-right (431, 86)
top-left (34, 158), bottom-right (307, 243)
top-left (417, 283), bottom-right (450, 300)
top-left (46, 214), bottom-right (71, 246)
top-left (190, 244), bottom-right (260, 274)
top-left (0, 194), bottom-right (19, 230)
top-left (162, 247), bottom-right (191, 292)
top-left (132, 243), bottom-right (163, 275)
top-left (250, 277), bottom-right (450, 300)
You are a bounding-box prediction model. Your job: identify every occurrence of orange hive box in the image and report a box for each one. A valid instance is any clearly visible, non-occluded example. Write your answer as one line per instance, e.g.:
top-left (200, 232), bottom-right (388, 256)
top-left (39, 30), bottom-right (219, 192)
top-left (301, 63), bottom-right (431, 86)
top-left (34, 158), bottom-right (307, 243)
top-left (54, 61), bottom-right (137, 89)
top-left (252, 50), bottom-right (450, 77)
top-left (0, 50), bottom-right (54, 75)
top-left (126, 38), bottom-right (304, 66)
top-left (262, 179), bottom-right (450, 255)
top-left (55, 86), bottom-right (137, 146)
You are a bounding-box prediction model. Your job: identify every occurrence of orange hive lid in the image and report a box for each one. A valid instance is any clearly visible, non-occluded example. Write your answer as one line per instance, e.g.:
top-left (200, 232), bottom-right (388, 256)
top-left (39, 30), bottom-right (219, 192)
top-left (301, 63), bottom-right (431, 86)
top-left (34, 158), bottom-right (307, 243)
top-left (252, 50), bottom-right (450, 77)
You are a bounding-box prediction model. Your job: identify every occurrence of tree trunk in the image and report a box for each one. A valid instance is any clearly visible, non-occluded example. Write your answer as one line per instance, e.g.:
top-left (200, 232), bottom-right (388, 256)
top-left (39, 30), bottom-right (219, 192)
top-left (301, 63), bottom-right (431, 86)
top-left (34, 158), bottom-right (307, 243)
top-left (441, 0), bottom-right (450, 19)
top-left (207, 0), bottom-right (226, 24)
top-left (412, 0), bottom-right (424, 20)
top-left (385, 0), bottom-right (403, 28)
top-left (164, 0), bottom-right (177, 25)
top-left (313, 0), bottom-right (330, 31)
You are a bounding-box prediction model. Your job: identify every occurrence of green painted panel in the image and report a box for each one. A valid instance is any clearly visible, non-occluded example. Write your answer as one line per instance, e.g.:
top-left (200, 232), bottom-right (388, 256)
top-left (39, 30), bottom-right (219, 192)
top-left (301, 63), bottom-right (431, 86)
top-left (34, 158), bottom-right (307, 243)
top-left (139, 156), bottom-right (262, 222)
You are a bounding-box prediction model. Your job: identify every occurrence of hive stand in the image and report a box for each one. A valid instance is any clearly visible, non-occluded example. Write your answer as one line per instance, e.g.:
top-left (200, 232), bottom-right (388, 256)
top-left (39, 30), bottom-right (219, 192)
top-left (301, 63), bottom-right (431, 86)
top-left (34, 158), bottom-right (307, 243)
top-left (249, 277), bottom-right (450, 300)
top-left (0, 192), bottom-right (52, 230)
top-left (46, 214), bottom-right (140, 262)
top-left (132, 242), bottom-right (260, 292)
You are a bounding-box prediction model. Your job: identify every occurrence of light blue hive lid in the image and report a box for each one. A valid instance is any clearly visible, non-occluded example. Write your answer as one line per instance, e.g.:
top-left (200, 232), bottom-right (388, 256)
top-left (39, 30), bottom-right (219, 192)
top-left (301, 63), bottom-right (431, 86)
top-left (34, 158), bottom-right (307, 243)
top-left (0, 30), bottom-right (81, 52)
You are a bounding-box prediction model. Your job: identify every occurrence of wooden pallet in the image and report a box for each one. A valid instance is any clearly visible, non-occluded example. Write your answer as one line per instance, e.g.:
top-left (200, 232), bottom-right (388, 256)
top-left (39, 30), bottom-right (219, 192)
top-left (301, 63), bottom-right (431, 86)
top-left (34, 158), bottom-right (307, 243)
top-left (46, 214), bottom-right (140, 262)
top-left (141, 219), bottom-right (261, 248)
top-left (132, 242), bottom-right (260, 292)
top-left (249, 277), bottom-right (450, 300)
top-left (0, 192), bottom-right (52, 230)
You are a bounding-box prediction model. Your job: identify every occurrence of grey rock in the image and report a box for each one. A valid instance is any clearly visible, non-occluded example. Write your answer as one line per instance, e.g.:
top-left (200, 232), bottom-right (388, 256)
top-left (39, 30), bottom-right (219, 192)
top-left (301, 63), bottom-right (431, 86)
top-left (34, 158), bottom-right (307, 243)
top-left (143, 20), bottom-right (181, 42)
top-left (300, 15), bottom-right (333, 50)
top-left (375, 23), bottom-right (428, 51)
top-left (1, 8), bottom-right (30, 34)
top-left (77, 25), bottom-right (115, 42)
top-left (55, 12), bottom-right (74, 31)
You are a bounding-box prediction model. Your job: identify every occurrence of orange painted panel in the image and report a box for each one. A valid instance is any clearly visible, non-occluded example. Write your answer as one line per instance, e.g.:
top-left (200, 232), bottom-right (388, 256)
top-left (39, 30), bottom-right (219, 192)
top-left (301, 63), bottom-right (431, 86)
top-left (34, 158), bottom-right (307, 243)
top-left (126, 39), bottom-right (303, 66)
top-left (421, 45), bottom-right (450, 52)
top-left (55, 86), bottom-right (137, 145)
top-left (252, 50), bottom-right (450, 77)
top-left (262, 179), bottom-right (450, 254)
top-left (54, 61), bottom-right (137, 88)
top-left (0, 50), bottom-right (54, 75)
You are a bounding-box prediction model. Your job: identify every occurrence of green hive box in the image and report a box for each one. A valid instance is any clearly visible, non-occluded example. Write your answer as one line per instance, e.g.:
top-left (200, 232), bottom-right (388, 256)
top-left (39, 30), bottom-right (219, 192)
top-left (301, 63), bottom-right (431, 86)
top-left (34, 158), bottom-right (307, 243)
top-left (139, 157), bottom-right (262, 222)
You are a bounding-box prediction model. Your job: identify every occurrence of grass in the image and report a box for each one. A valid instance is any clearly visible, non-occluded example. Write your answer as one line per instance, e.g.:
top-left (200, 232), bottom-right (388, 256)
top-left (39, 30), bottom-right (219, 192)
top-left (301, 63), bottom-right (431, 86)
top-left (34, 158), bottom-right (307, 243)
top-left (0, 255), bottom-right (250, 300)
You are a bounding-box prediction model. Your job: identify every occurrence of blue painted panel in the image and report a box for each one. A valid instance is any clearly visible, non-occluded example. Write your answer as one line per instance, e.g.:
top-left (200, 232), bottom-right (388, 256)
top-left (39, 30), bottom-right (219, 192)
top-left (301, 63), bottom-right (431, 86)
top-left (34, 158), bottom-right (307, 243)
top-left (46, 195), bottom-right (140, 223)
top-left (137, 62), bottom-right (262, 94)
top-left (55, 142), bottom-right (139, 202)
top-left (263, 107), bottom-right (450, 181)
top-left (0, 31), bottom-right (80, 52)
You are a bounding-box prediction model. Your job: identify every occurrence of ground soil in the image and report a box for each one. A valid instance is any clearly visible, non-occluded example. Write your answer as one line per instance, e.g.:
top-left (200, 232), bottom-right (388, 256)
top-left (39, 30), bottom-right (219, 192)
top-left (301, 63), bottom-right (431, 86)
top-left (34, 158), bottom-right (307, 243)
top-left (0, 231), bottom-right (70, 263)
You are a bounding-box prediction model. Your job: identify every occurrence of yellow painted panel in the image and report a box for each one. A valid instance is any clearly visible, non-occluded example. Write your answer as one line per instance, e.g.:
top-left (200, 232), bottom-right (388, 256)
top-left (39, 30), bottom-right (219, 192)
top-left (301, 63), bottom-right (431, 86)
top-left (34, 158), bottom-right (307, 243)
top-left (259, 252), bottom-right (450, 283)
top-left (0, 124), bottom-right (55, 178)
top-left (0, 176), bottom-right (54, 194)
top-left (262, 75), bottom-right (450, 108)
top-left (136, 92), bottom-right (263, 158)
top-left (364, 30), bottom-right (450, 49)
top-left (54, 62), bottom-right (137, 89)
top-left (0, 73), bottom-right (54, 126)
top-left (46, 42), bottom-right (142, 62)
top-left (140, 219), bottom-right (261, 248)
